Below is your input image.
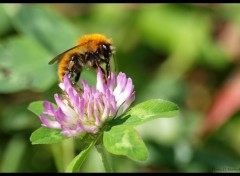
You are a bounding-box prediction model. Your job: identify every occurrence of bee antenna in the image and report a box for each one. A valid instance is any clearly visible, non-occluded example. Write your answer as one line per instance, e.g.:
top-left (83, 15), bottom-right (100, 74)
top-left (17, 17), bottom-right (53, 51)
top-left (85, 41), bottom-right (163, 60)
top-left (112, 53), bottom-right (118, 73)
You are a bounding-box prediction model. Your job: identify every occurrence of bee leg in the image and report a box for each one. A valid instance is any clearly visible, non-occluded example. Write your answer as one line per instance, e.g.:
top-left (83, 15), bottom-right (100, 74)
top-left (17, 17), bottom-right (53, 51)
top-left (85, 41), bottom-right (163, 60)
top-left (99, 58), bottom-right (110, 79)
top-left (74, 71), bottom-right (81, 84)
top-left (106, 61), bottom-right (110, 79)
top-left (99, 65), bottom-right (106, 76)
top-left (90, 53), bottom-right (97, 68)
top-left (94, 60), bottom-right (107, 81)
top-left (72, 65), bottom-right (82, 84)
top-left (98, 65), bottom-right (107, 82)
top-left (91, 54), bottom-right (106, 81)
top-left (78, 56), bottom-right (85, 68)
top-left (67, 71), bottom-right (73, 78)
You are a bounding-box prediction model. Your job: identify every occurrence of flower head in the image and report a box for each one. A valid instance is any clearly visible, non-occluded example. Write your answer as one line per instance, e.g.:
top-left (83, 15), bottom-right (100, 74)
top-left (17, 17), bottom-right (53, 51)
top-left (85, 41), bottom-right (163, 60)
top-left (39, 68), bottom-right (135, 137)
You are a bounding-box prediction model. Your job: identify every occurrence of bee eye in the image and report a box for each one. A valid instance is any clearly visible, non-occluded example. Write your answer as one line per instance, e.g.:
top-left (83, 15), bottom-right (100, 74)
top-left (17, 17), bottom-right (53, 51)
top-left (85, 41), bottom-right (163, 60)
top-left (71, 54), bottom-right (78, 61)
top-left (102, 44), bottom-right (107, 50)
top-left (97, 44), bottom-right (106, 55)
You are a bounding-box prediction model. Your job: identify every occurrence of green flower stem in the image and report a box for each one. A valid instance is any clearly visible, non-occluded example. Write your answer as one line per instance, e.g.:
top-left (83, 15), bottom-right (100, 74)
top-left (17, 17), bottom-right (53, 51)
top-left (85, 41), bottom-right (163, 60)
top-left (95, 144), bottom-right (113, 173)
top-left (51, 138), bottom-right (75, 172)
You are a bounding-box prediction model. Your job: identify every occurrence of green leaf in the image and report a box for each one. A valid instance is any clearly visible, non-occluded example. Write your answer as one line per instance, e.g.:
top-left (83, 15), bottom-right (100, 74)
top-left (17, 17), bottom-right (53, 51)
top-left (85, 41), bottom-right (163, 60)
top-left (103, 126), bottom-right (148, 161)
top-left (112, 99), bottom-right (179, 127)
top-left (0, 104), bottom-right (40, 132)
top-left (0, 5), bottom-right (13, 37)
top-left (30, 127), bottom-right (67, 145)
top-left (136, 4), bottom-right (209, 54)
top-left (0, 36), bottom-right (56, 93)
top-left (0, 136), bottom-right (27, 172)
top-left (65, 140), bottom-right (96, 173)
top-left (28, 101), bottom-right (57, 117)
top-left (12, 5), bottom-right (80, 54)
top-left (27, 101), bottom-right (44, 117)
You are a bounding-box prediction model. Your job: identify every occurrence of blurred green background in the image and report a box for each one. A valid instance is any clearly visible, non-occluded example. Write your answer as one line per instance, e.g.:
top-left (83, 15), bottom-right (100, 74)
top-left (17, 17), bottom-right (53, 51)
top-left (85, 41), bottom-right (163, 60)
top-left (1, 3), bottom-right (240, 173)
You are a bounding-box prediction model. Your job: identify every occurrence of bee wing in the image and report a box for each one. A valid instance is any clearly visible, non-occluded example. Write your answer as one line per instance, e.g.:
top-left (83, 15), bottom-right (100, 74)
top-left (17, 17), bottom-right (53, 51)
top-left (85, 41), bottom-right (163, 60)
top-left (48, 45), bottom-right (81, 65)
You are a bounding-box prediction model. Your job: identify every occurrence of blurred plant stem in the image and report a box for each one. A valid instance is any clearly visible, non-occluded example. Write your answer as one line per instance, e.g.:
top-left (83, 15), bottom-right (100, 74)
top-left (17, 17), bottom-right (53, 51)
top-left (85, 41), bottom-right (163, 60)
top-left (95, 144), bottom-right (113, 173)
top-left (51, 138), bottom-right (75, 172)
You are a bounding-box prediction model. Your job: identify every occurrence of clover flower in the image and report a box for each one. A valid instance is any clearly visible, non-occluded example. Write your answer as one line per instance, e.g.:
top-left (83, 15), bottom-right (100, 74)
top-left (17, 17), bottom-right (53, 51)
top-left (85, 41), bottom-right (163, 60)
top-left (39, 68), bottom-right (135, 137)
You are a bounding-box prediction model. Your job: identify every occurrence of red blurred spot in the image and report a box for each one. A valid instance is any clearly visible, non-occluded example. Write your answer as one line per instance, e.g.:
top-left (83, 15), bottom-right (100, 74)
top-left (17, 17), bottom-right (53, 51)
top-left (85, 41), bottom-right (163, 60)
top-left (198, 69), bottom-right (240, 138)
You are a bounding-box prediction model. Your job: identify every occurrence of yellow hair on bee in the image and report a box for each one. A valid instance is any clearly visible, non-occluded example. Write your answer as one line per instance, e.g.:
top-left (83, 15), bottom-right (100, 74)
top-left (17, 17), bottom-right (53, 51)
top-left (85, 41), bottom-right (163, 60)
top-left (77, 34), bottom-right (112, 53)
top-left (58, 50), bottom-right (77, 81)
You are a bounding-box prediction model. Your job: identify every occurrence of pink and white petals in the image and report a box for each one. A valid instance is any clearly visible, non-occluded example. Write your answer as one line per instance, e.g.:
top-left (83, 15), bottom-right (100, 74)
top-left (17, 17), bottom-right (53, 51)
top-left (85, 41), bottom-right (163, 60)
top-left (39, 69), bottom-right (135, 137)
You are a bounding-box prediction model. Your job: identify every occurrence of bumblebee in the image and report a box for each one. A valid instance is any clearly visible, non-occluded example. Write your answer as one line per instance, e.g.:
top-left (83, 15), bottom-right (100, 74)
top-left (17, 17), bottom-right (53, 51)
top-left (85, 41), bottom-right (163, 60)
top-left (48, 34), bottom-right (115, 83)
